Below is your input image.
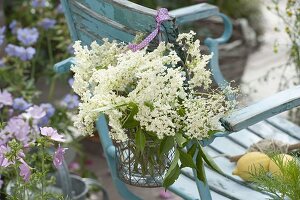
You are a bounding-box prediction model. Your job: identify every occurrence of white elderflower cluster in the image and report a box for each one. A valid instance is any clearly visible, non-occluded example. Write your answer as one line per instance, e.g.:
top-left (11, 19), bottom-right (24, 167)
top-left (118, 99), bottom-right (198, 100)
top-left (129, 65), bottom-right (186, 139)
top-left (72, 39), bottom-right (127, 98)
top-left (177, 31), bottom-right (213, 89)
top-left (183, 93), bottom-right (234, 140)
top-left (71, 32), bottom-right (236, 142)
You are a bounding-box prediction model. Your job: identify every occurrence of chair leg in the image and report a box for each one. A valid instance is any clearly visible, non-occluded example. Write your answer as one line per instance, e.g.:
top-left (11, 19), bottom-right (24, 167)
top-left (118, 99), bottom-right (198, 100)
top-left (193, 166), bottom-right (212, 200)
top-left (188, 142), bottom-right (212, 200)
top-left (96, 115), bottom-right (142, 200)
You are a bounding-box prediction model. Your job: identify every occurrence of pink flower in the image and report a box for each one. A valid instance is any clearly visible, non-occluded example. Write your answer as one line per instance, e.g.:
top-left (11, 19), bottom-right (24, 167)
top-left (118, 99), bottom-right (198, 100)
top-left (25, 105), bottom-right (46, 119)
top-left (53, 144), bottom-right (67, 169)
top-left (0, 146), bottom-right (31, 182)
top-left (0, 90), bottom-right (13, 108)
top-left (159, 190), bottom-right (173, 199)
top-left (40, 127), bottom-right (66, 142)
top-left (0, 145), bottom-right (12, 167)
top-left (69, 162), bottom-right (80, 171)
top-left (5, 117), bottom-right (31, 145)
top-left (19, 159), bottom-right (31, 182)
top-left (0, 130), bottom-right (12, 146)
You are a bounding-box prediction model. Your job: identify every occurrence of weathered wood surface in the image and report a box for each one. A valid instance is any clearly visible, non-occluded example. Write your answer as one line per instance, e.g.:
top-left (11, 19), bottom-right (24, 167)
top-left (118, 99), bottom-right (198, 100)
top-left (172, 116), bottom-right (300, 200)
top-left (169, 3), bottom-right (219, 25)
top-left (221, 85), bottom-right (300, 132)
top-left (62, 0), bottom-right (177, 46)
top-left (54, 57), bottom-right (75, 73)
top-left (267, 116), bottom-right (300, 140)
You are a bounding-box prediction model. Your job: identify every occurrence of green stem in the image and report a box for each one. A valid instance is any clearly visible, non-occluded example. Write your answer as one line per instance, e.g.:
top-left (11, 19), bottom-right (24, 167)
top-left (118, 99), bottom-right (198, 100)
top-left (46, 33), bottom-right (56, 100)
top-left (47, 34), bottom-right (54, 66)
top-left (14, 160), bottom-right (21, 199)
top-left (23, 184), bottom-right (26, 200)
top-left (15, 58), bottom-right (22, 77)
top-left (31, 32), bottom-right (43, 80)
top-left (48, 75), bottom-right (57, 100)
top-left (41, 145), bottom-right (45, 198)
top-left (30, 60), bottom-right (36, 82)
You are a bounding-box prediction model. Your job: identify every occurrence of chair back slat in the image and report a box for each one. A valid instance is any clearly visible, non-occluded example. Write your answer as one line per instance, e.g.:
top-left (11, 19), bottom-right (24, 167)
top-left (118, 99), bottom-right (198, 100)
top-left (62, 0), bottom-right (178, 45)
top-left (70, 2), bottom-right (135, 43)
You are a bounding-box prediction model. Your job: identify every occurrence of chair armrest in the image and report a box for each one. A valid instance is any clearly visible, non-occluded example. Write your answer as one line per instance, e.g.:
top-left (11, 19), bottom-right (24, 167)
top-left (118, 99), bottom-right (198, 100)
top-left (54, 57), bottom-right (75, 73)
top-left (170, 3), bottom-right (232, 45)
top-left (169, 3), bottom-right (219, 25)
top-left (220, 85), bottom-right (300, 132)
top-left (203, 13), bottom-right (233, 91)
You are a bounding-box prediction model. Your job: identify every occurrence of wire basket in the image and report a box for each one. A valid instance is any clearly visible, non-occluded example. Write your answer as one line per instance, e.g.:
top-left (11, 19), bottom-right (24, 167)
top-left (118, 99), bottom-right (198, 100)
top-left (115, 139), bottom-right (175, 187)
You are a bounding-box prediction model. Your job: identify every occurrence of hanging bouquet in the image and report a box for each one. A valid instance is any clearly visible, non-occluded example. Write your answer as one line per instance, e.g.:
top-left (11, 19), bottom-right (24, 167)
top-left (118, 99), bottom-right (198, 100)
top-left (71, 30), bottom-right (236, 188)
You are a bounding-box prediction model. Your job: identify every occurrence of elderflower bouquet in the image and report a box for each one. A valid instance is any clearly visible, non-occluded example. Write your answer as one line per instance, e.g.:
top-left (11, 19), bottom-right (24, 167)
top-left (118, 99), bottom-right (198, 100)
top-left (71, 31), bottom-right (236, 188)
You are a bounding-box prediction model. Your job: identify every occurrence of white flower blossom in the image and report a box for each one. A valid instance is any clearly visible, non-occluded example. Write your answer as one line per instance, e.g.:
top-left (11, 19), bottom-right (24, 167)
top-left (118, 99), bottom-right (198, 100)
top-left (71, 33), bottom-right (237, 142)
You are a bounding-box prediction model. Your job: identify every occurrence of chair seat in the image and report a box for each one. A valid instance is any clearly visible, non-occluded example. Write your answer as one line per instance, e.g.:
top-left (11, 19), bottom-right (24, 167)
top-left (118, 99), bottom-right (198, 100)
top-left (170, 115), bottom-right (300, 200)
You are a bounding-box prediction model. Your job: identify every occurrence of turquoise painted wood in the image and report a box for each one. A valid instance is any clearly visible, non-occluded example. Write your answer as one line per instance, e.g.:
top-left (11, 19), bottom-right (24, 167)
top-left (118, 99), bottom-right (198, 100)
top-left (220, 85), bottom-right (300, 132)
top-left (54, 0), bottom-right (300, 199)
top-left (96, 114), bottom-right (142, 200)
top-left (54, 57), bottom-right (75, 73)
top-left (169, 3), bottom-right (219, 25)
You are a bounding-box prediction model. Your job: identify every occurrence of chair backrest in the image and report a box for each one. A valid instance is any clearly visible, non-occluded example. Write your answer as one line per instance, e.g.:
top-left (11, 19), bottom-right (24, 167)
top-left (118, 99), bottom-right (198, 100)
top-left (59, 0), bottom-right (233, 90)
top-left (61, 0), bottom-right (178, 46)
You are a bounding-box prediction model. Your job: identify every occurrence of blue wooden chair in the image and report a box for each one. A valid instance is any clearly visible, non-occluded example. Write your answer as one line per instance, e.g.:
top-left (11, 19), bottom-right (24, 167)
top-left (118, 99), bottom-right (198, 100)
top-left (54, 0), bottom-right (300, 199)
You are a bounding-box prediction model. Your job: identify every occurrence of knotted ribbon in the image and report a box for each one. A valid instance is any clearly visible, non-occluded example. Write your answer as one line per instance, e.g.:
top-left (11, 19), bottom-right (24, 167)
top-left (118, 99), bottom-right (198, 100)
top-left (128, 8), bottom-right (170, 52)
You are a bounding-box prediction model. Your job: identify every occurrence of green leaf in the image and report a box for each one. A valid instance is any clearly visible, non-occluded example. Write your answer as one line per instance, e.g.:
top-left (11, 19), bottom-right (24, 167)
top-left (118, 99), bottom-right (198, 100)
top-left (128, 102), bottom-right (139, 114)
top-left (144, 101), bottom-right (154, 111)
top-left (135, 128), bottom-right (146, 153)
top-left (196, 150), bottom-right (206, 184)
top-left (165, 149), bottom-right (179, 178)
top-left (187, 143), bottom-right (197, 158)
top-left (145, 131), bottom-right (157, 138)
top-left (163, 164), bottom-right (181, 188)
top-left (0, 122), bottom-right (7, 129)
top-left (159, 137), bottom-right (174, 156)
top-left (175, 132), bottom-right (187, 148)
top-left (177, 107), bottom-right (185, 117)
top-left (149, 156), bottom-right (155, 176)
top-left (207, 130), bottom-right (220, 136)
top-left (198, 142), bottom-right (223, 174)
top-left (179, 149), bottom-right (196, 169)
top-left (122, 102), bottom-right (140, 128)
top-left (133, 159), bottom-right (139, 172)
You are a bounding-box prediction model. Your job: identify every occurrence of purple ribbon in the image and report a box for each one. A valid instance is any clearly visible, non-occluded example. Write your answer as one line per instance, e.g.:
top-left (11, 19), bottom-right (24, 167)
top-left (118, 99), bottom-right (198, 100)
top-left (128, 8), bottom-right (170, 52)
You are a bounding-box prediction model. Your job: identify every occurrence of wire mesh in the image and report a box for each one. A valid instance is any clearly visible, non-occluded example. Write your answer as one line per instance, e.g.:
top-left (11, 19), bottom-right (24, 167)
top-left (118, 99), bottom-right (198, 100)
top-left (115, 139), bottom-right (175, 187)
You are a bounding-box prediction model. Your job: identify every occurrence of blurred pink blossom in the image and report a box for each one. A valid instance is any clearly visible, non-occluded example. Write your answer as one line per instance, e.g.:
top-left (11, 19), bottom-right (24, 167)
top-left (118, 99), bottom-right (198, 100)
top-left (0, 90), bottom-right (13, 108)
top-left (0, 145), bottom-right (12, 167)
top-left (159, 190), bottom-right (173, 199)
top-left (26, 105), bottom-right (46, 119)
top-left (19, 159), bottom-right (31, 182)
top-left (53, 144), bottom-right (67, 169)
top-left (40, 127), bottom-right (66, 142)
top-left (69, 162), bottom-right (80, 171)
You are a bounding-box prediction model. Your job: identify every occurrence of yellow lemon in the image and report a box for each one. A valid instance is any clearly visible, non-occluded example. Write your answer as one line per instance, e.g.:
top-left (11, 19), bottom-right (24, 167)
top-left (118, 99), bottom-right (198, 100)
top-left (232, 152), bottom-right (271, 181)
top-left (269, 154), bottom-right (295, 176)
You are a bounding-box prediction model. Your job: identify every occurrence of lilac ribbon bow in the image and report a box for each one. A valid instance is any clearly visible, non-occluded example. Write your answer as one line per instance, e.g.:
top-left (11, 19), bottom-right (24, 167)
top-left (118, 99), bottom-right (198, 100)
top-left (128, 8), bottom-right (170, 52)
